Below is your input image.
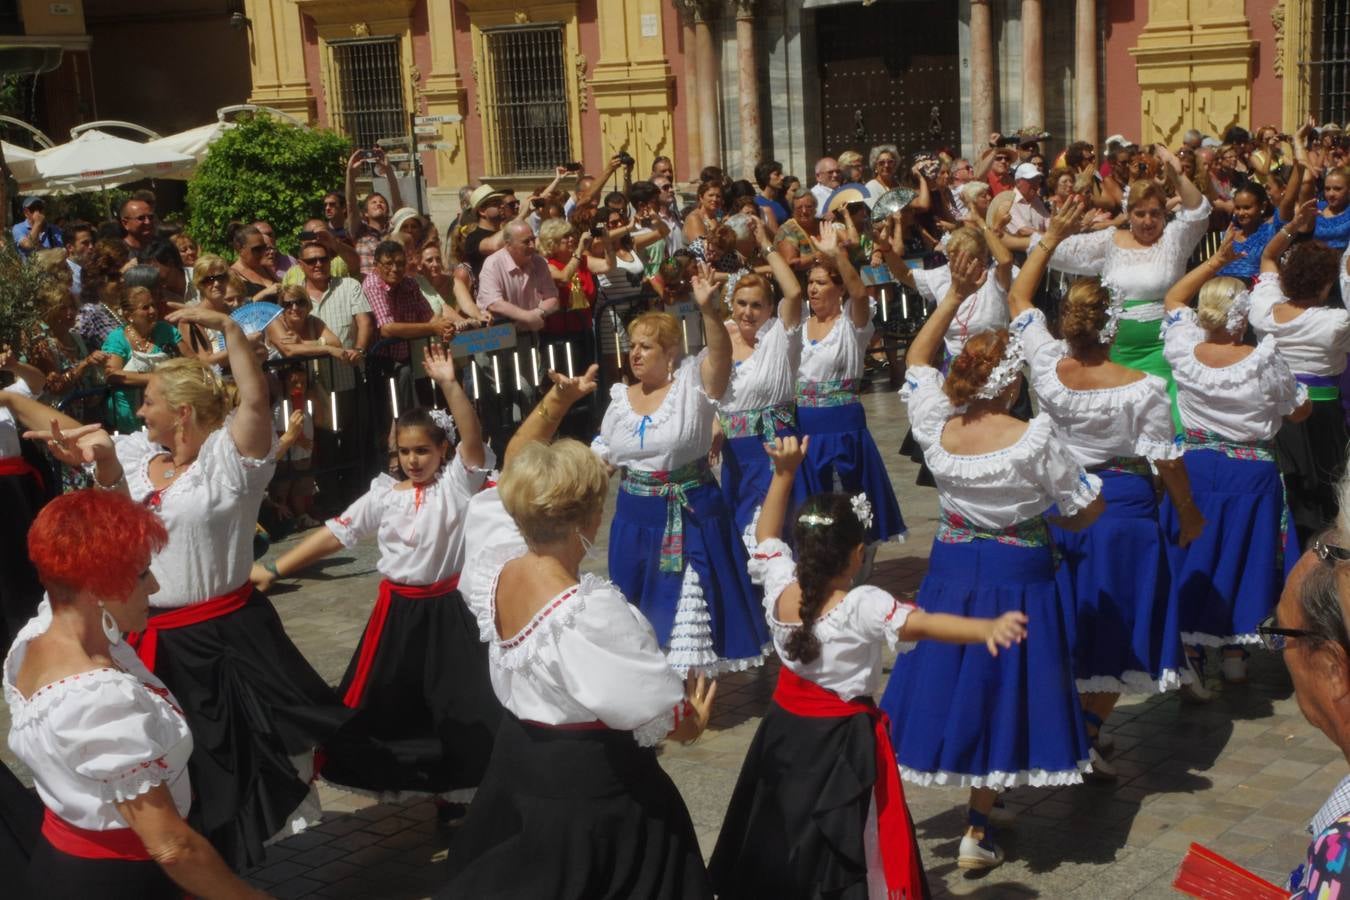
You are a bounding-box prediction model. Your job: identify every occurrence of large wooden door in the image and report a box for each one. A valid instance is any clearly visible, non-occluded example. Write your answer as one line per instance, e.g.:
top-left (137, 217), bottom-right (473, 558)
top-left (816, 2), bottom-right (960, 160)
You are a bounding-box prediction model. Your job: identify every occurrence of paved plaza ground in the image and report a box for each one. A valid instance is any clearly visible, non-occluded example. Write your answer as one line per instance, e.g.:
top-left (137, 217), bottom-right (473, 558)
top-left (2, 389), bottom-right (1339, 898)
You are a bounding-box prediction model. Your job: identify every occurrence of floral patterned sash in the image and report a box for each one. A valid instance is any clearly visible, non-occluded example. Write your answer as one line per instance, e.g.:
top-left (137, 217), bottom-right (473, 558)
top-left (620, 459), bottom-right (715, 573)
top-left (935, 510), bottom-right (1050, 548)
top-left (717, 402), bottom-right (796, 442)
top-left (795, 378), bottom-right (859, 408)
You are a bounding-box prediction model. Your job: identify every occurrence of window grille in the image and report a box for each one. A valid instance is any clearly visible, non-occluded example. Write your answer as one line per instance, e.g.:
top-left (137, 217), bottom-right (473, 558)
top-left (327, 36), bottom-right (406, 151)
top-left (1305, 0), bottom-right (1350, 126)
top-left (482, 24), bottom-right (571, 176)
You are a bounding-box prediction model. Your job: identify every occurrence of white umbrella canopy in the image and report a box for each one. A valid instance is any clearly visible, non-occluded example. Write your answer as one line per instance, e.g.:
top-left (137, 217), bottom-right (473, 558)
top-left (19, 129), bottom-right (194, 193)
top-left (1, 142), bottom-right (37, 185)
top-left (147, 121), bottom-right (234, 179)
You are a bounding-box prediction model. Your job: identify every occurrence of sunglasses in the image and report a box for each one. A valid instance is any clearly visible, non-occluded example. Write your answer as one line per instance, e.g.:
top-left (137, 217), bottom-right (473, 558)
top-left (301, 255), bottom-right (330, 266)
top-left (247, 245), bottom-right (267, 255)
top-left (1314, 538), bottom-right (1350, 563)
top-left (1257, 613), bottom-right (1318, 652)
top-left (280, 299), bottom-right (311, 310)
top-left (200, 272), bottom-right (229, 286)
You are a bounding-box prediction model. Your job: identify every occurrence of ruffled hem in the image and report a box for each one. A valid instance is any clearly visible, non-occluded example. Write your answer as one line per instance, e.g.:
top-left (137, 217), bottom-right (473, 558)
top-left (1180, 631), bottom-right (1264, 648)
top-left (1059, 470), bottom-right (1104, 517)
top-left (899, 759), bottom-right (1091, 790)
top-left (633, 710), bottom-right (676, 748)
top-left (99, 767), bottom-right (177, 806)
top-left (605, 355), bottom-right (710, 434)
top-left (666, 568), bottom-right (719, 673)
top-left (1076, 667), bottom-right (1188, 695)
top-left (317, 781), bottom-right (478, 805)
top-left (1136, 435), bottom-right (1180, 461)
top-left (673, 644), bottom-right (774, 678)
top-left (7, 664), bottom-right (146, 727)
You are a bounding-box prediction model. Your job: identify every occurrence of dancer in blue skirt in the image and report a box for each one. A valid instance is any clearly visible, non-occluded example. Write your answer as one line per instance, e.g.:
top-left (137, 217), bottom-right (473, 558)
top-left (715, 216), bottom-right (807, 544)
top-left (795, 223), bottom-right (905, 577)
top-left (1007, 200), bottom-right (1207, 771)
top-left (882, 248), bottom-right (1105, 870)
top-left (1161, 235), bottom-right (1311, 685)
top-left (592, 263), bottom-right (771, 674)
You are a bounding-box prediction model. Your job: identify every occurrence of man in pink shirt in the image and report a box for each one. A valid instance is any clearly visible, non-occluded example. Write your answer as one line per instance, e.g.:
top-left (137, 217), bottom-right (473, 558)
top-left (476, 221), bottom-right (560, 331)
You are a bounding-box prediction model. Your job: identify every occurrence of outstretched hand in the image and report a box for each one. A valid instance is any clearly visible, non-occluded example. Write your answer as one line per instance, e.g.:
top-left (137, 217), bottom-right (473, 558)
top-left (948, 247), bottom-right (987, 298)
top-left (24, 418), bottom-right (116, 468)
top-left (423, 342), bottom-right (458, 385)
top-left (1210, 226), bottom-right (1245, 267)
top-left (985, 611), bottom-right (1029, 657)
top-left (811, 222), bottom-right (842, 257)
top-left (1044, 198), bottom-right (1086, 245)
top-left (691, 261), bottom-right (721, 312)
top-left (547, 364), bottom-right (600, 404)
top-left (1290, 197), bottom-right (1320, 232)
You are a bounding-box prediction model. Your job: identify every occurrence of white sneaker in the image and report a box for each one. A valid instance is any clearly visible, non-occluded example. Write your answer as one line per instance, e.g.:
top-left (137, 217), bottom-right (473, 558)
top-left (958, 833), bottom-right (1005, 870)
top-left (1221, 655), bottom-right (1248, 684)
top-left (1086, 746), bottom-right (1118, 781)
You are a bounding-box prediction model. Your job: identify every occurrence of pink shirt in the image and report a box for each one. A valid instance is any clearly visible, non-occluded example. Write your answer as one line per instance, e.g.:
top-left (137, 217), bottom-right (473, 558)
top-left (476, 247), bottom-right (559, 316)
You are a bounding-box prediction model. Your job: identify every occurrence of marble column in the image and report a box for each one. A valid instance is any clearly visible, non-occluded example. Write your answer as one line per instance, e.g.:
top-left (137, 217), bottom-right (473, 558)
top-left (1074, 0), bottom-right (1098, 144)
top-left (677, 2), bottom-right (702, 181)
top-left (1021, 0), bottom-right (1044, 128)
top-left (970, 0), bottom-right (995, 143)
top-left (693, 2), bottom-right (720, 170)
top-left (735, 0), bottom-right (762, 176)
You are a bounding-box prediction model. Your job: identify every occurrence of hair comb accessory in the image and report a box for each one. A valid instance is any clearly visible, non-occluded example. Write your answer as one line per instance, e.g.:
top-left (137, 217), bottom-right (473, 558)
top-left (972, 331), bottom-right (1025, 401)
top-left (798, 512), bottom-right (835, 527)
top-left (850, 494), bottom-right (874, 530)
top-left (1098, 301), bottom-right (1123, 344)
top-left (1226, 289), bottom-right (1251, 335)
top-left (429, 408), bottom-right (458, 443)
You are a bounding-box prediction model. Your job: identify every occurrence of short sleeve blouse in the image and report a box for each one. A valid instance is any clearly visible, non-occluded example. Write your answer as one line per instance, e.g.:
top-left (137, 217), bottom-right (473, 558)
top-left (721, 318), bottom-right (803, 412)
top-left (1248, 273), bottom-right (1350, 378)
top-left (115, 414), bottom-right (278, 608)
top-left (1013, 309), bottom-right (1178, 465)
top-left (748, 538), bottom-right (915, 700)
top-left (326, 450), bottom-right (493, 585)
top-left (5, 600), bottom-right (193, 830)
top-left (901, 365), bottom-right (1102, 529)
top-left (1162, 307), bottom-right (1307, 441)
top-left (798, 297), bottom-right (876, 384)
top-left (592, 353), bottom-right (716, 471)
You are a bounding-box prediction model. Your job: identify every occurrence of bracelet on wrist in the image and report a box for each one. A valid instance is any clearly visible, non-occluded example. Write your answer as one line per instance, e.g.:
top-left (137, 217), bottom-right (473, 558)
top-left (263, 560), bottom-right (282, 579)
top-left (93, 467), bottom-right (125, 490)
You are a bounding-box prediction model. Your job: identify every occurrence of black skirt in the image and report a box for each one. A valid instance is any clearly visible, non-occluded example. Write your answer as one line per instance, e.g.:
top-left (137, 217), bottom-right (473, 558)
top-left (147, 589), bottom-right (351, 870)
top-left (0, 763), bottom-right (40, 878)
top-left (0, 469), bottom-right (46, 650)
top-left (23, 834), bottom-right (178, 900)
top-left (320, 586), bottom-right (502, 796)
top-left (441, 714), bottom-right (711, 900)
top-left (709, 703), bottom-right (931, 900)
top-left (1277, 397), bottom-right (1349, 547)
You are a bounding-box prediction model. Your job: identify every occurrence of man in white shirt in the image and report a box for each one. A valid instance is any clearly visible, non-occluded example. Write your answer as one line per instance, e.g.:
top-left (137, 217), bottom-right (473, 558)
top-left (1006, 163), bottom-right (1050, 238)
top-left (810, 157), bottom-right (841, 219)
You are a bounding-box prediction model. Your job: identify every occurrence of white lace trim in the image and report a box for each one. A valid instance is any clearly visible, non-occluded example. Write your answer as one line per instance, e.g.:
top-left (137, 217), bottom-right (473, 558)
top-left (1060, 470), bottom-right (1104, 517)
top-left (1180, 631), bottom-right (1263, 648)
top-left (921, 414), bottom-right (1064, 479)
top-left (678, 644), bottom-right (774, 678)
top-left (5, 665), bottom-right (140, 726)
top-left (490, 577), bottom-right (596, 672)
top-left (899, 758), bottom-right (1091, 790)
top-left (666, 567), bottom-right (720, 674)
top-left (1134, 435), bottom-right (1180, 462)
top-left (633, 709), bottom-right (676, 747)
top-left (98, 764), bottom-right (176, 806)
top-left (607, 354), bottom-right (712, 435)
top-left (1076, 666), bottom-right (1187, 696)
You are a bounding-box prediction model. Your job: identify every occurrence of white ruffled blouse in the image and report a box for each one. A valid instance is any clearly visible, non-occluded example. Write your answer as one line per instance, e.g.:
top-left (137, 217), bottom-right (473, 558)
top-left (1044, 199), bottom-right (1212, 319)
top-left (458, 493), bottom-right (686, 747)
top-left (749, 538), bottom-right (915, 700)
top-left (912, 263), bottom-right (1017, 360)
top-left (5, 599), bottom-right (193, 830)
top-left (798, 297), bottom-right (876, 384)
top-left (326, 450), bottom-right (493, 585)
top-left (115, 415), bottom-right (277, 609)
top-left (721, 318), bottom-right (802, 413)
top-left (1248, 273), bottom-right (1350, 378)
top-left (1012, 309), bottom-right (1178, 466)
top-left (1162, 307), bottom-right (1307, 442)
top-left (591, 352), bottom-right (716, 472)
top-left (0, 378), bottom-right (33, 458)
top-left (901, 366), bottom-right (1102, 529)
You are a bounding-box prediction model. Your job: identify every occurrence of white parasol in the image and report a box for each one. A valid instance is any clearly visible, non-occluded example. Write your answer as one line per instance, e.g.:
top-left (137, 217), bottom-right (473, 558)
top-left (18, 129), bottom-right (194, 193)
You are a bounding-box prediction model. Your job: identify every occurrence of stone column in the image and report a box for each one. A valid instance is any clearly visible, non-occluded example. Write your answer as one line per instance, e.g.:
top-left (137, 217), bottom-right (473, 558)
top-left (970, 0), bottom-right (995, 144)
top-left (1074, 0), bottom-right (1098, 144)
top-left (676, 1), bottom-right (702, 181)
top-left (735, 0), bottom-right (762, 176)
top-left (693, 2), bottom-right (720, 171)
top-left (1021, 0), bottom-right (1044, 129)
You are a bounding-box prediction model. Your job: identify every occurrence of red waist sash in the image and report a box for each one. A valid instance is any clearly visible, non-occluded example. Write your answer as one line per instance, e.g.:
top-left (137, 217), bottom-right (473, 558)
top-left (342, 575), bottom-right (460, 709)
top-left (41, 808), bottom-right (150, 861)
top-left (773, 667), bottom-right (925, 900)
top-left (0, 455), bottom-right (44, 492)
top-left (127, 581), bottom-right (253, 672)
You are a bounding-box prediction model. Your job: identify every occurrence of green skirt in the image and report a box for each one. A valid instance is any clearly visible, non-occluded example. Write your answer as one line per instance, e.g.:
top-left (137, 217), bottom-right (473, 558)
top-left (1109, 307), bottom-right (1180, 429)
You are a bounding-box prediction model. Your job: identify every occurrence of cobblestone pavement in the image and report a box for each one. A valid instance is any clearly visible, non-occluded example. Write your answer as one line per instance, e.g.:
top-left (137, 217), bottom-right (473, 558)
top-left (2, 389), bottom-right (1339, 898)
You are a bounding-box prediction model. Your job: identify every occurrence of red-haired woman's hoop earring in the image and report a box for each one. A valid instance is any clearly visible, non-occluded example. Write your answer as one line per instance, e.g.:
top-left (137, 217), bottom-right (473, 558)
top-left (97, 601), bottom-right (121, 645)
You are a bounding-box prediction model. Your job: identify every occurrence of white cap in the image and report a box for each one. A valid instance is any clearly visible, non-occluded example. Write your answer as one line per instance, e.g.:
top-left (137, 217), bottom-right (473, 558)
top-left (1013, 162), bottom-right (1043, 181)
top-left (1105, 134), bottom-right (1129, 148)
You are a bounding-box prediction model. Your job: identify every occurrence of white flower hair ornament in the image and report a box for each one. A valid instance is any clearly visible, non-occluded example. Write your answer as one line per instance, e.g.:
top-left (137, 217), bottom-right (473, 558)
top-left (1225, 290), bottom-right (1251, 336)
top-left (1097, 301), bottom-right (1123, 345)
top-left (429, 408), bottom-right (458, 443)
top-left (850, 494), bottom-right (875, 531)
top-left (972, 331), bottom-right (1025, 401)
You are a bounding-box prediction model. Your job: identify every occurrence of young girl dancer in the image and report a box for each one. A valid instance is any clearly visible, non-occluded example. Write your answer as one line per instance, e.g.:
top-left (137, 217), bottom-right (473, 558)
top-left (1161, 235), bottom-right (1311, 684)
top-left (1008, 200), bottom-right (1205, 764)
top-left (881, 249), bottom-right (1105, 869)
top-left (709, 436), bottom-right (1026, 900)
top-left (251, 343), bottom-right (500, 803)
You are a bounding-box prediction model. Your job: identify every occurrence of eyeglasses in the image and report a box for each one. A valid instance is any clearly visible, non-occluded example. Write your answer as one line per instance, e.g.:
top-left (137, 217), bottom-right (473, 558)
top-left (200, 272), bottom-right (229, 286)
top-left (1257, 613), bottom-right (1319, 651)
top-left (280, 299), bottom-right (311, 310)
top-left (301, 255), bottom-right (330, 266)
top-left (1314, 538), bottom-right (1350, 563)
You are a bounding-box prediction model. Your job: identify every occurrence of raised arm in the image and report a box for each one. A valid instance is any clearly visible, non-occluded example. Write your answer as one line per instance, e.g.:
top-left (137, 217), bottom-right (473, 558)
top-left (748, 216), bottom-right (802, 327)
top-left (424, 342), bottom-right (484, 471)
top-left (502, 365), bottom-right (600, 470)
top-left (1262, 199), bottom-right (1318, 274)
top-left (4, 390), bottom-right (123, 490)
top-left (1156, 146), bottom-right (1203, 211)
top-left (757, 436), bottom-right (808, 546)
top-left (344, 150), bottom-right (364, 236)
top-left (1009, 200), bottom-right (1085, 317)
top-left (813, 224), bottom-right (870, 329)
top-left (875, 213), bottom-right (918, 291)
top-left (1163, 231), bottom-right (1237, 312)
top-left (165, 307), bottom-right (272, 459)
top-left (900, 609), bottom-right (1028, 657)
top-left (968, 211), bottom-right (1014, 289)
top-left (907, 248), bottom-right (984, 367)
top-left (693, 262), bottom-right (733, 399)
top-left (1277, 159), bottom-right (1304, 225)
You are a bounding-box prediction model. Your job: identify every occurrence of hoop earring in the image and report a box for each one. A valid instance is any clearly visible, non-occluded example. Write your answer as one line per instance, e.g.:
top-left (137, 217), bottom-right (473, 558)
top-left (97, 601), bottom-right (121, 645)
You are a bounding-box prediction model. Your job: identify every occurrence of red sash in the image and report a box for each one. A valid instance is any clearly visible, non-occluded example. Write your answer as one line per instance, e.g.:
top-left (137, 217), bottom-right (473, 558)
top-left (0, 455), bottom-right (44, 492)
top-left (127, 581), bottom-right (253, 672)
top-left (41, 809), bottom-right (151, 861)
top-left (341, 575), bottom-right (460, 709)
top-left (772, 667), bottom-right (925, 900)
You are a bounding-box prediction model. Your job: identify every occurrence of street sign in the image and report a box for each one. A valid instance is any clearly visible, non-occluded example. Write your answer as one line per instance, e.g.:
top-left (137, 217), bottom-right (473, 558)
top-left (413, 124), bottom-right (440, 136)
top-left (384, 153), bottom-right (411, 163)
top-left (376, 136), bottom-right (410, 148)
top-left (416, 141), bottom-right (454, 151)
top-left (414, 114), bottom-right (462, 125)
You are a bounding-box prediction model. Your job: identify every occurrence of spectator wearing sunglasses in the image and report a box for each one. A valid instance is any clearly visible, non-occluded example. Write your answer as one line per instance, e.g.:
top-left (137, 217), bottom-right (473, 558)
top-left (228, 225), bottom-right (280, 301)
top-left (282, 219), bottom-right (359, 285)
top-left (264, 285), bottom-right (359, 365)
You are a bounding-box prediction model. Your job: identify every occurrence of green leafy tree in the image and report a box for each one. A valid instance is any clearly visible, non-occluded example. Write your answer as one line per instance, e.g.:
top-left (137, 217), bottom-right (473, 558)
top-left (187, 114), bottom-right (350, 258)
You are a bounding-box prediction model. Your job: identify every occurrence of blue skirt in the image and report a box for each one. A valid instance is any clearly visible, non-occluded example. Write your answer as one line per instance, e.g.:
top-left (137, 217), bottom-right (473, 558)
top-left (609, 480), bottom-right (770, 674)
top-left (1159, 450), bottom-right (1295, 646)
top-left (1052, 470), bottom-right (1184, 694)
top-left (796, 404), bottom-right (906, 542)
top-left (720, 431), bottom-right (809, 544)
top-left (882, 539), bottom-right (1090, 789)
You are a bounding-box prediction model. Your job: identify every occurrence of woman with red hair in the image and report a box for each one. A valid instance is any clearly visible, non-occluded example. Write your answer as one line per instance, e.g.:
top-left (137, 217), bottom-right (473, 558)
top-left (4, 490), bottom-right (263, 898)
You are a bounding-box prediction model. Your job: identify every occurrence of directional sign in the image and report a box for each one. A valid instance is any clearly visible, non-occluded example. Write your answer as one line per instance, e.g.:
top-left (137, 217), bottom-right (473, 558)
top-left (413, 123), bottom-right (440, 136)
top-left (384, 153), bottom-right (411, 163)
top-left (416, 141), bottom-right (454, 151)
top-left (376, 136), bottom-right (410, 148)
top-left (414, 114), bottom-right (462, 125)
